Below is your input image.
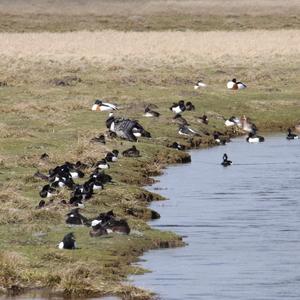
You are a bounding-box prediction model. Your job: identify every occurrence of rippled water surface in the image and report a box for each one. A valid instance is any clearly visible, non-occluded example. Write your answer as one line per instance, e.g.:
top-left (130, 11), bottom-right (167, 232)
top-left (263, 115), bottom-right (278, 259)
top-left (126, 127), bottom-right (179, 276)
top-left (131, 134), bottom-right (300, 300)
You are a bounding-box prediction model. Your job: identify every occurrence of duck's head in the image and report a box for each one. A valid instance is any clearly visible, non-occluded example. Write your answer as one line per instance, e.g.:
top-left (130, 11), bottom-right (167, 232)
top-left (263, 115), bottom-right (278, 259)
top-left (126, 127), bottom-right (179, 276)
top-left (112, 149), bottom-right (119, 156)
top-left (64, 232), bottom-right (75, 242)
top-left (178, 100), bottom-right (185, 105)
top-left (232, 78), bottom-right (237, 83)
top-left (95, 99), bottom-right (102, 105)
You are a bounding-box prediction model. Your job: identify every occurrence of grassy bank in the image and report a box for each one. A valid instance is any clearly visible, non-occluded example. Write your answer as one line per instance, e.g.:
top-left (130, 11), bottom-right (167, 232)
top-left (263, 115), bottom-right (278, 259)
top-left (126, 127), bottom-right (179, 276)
top-left (0, 50), bottom-right (299, 298)
top-left (0, 1), bottom-right (299, 298)
top-left (0, 0), bottom-right (300, 32)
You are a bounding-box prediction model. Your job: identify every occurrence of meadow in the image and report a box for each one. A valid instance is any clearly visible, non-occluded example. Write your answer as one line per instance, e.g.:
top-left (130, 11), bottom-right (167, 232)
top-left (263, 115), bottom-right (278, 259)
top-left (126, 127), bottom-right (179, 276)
top-left (0, 1), bottom-right (300, 299)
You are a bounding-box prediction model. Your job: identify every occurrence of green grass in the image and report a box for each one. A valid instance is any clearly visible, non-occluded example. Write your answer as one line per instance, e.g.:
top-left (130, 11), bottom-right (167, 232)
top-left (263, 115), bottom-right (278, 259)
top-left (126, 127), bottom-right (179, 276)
top-left (0, 42), bottom-right (299, 298)
top-left (1, 13), bottom-right (300, 32)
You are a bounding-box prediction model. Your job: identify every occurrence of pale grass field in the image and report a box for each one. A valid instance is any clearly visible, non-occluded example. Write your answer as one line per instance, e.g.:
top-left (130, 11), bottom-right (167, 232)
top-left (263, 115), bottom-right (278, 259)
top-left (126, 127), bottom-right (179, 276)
top-left (0, 30), bottom-right (299, 69)
top-left (0, 0), bottom-right (299, 16)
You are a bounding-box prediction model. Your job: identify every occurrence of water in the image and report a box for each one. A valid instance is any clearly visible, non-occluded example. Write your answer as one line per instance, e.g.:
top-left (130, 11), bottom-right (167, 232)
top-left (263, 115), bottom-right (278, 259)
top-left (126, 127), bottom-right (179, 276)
top-left (131, 134), bottom-right (300, 300)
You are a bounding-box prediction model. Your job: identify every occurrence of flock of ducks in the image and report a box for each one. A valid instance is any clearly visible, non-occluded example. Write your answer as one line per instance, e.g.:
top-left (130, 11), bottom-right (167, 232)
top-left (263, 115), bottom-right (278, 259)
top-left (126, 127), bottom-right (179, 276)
top-left (35, 140), bottom-right (140, 248)
top-left (36, 77), bottom-right (298, 249)
top-left (221, 127), bottom-right (298, 167)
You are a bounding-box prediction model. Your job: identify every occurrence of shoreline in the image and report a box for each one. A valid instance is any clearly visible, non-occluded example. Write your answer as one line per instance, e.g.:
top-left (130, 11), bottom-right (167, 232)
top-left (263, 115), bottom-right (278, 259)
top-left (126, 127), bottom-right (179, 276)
top-left (0, 36), bottom-right (299, 300)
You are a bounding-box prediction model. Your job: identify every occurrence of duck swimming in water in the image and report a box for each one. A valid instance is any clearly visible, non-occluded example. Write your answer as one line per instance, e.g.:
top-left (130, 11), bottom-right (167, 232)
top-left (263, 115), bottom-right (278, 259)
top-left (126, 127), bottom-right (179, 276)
top-left (286, 128), bottom-right (299, 140)
top-left (92, 99), bottom-right (118, 111)
top-left (221, 153), bottom-right (232, 167)
top-left (246, 132), bottom-right (265, 143)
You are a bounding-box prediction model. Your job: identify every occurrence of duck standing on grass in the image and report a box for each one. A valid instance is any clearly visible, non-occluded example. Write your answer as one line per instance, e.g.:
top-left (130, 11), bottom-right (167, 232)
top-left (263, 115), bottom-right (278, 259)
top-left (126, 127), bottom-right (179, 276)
top-left (105, 150), bottom-right (119, 162)
top-left (92, 99), bottom-right (118, 111)
top-left (227, 78), bottom-right (247, 90)
top-left (39, 184), bottom-right (57, 198)
top-left (178, 125), bottom-right (200, 137)
top-left (186, 101), bottom-right (195, 111)
top-left (122, 145), bottom-right (140, 157)
top-left (58, 233), bottom-right (77, 250)
top-left (197, 115), bottom-right (208, 125)
top-left (224, 116), bottom-right (241, 127)
top-left (94, 159), bottom-right (110, 170)
top-left (178, 125), bottom-right (198, 136)
top-left (287, 128), bottom-right (299, 140)
top-left (106, 114), bottom-right (151, 142)
top-left (143, 106), bottom-right (160, 117)
top-left (173, 114), bottom-right (189, 126)
top-left (90, 220), bottom-right (108, 237)
top-left (168, 142), bottom-right (186, 151)
top-left (194, 80), bottom-right (207, 89)
top-left (170, 100), bottom-right (186, 114)
top-left (66, 208), bottom-right (89, 226)
top-left (90, 134), bottom-right (106, 144)
top-left (221, 153), bottom-right (232, 167)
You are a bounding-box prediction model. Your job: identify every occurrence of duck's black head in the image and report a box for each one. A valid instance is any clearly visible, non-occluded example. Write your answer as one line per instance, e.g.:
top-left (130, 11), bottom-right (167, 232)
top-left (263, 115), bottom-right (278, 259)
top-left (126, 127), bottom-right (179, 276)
top-left (40, 153), bottom-right (49, 160)
top-left (232, 78), bottom-right (237, 83)
top-left (95, 99), bottom-right (102, 105)
top-left (37, 200), bottom-right (46, 209)
top-left (112, 149), bottom-right (119, 156)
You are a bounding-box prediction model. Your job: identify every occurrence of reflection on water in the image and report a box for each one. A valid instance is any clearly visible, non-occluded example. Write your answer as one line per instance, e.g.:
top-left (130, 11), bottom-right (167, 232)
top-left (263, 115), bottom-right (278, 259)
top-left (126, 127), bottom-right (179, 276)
top-left (131, 135), bottom-right (300, 300)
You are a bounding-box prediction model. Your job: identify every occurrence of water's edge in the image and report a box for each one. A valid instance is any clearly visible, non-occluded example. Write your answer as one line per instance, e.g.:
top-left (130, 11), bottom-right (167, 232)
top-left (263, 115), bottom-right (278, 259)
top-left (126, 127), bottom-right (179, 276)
top-left (130, 133), bottom-right (300, 300)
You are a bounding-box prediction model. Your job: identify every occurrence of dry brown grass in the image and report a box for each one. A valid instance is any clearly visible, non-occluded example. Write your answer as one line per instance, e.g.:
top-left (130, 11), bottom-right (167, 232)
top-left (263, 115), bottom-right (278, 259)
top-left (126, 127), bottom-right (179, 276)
top-left (0, 0), bottom-right (299, 16)
top-left (0, 30), bottom-right (299, 69)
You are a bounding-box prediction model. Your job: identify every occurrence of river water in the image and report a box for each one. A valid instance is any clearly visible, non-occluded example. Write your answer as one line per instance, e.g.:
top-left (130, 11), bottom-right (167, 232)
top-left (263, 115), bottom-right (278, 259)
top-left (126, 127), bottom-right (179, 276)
top-left (130, 134), bottom-right (300, 300)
